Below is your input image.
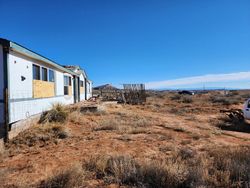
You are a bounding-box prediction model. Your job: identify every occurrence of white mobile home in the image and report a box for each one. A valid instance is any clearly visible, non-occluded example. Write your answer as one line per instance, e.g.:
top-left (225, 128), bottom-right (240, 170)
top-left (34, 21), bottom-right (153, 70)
top-left (0, 38), bottom-right (92, 140)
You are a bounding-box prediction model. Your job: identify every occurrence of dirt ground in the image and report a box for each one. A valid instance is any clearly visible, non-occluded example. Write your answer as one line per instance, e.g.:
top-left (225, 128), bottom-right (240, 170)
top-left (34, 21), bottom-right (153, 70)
top-left (1, 90), bottom-right (250, 187)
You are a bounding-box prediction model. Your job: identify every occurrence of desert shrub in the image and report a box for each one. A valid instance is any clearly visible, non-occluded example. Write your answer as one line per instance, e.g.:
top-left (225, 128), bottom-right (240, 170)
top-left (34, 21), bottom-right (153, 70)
top-left (94, 119), bottom-right (119, 131)
top-left (38, 165), bottom-right (85, 188)
top-left (84, 155), bottom-right (193, 188)
top-left (39, 104), bottom-right (68, 124)
top-left (170, 94), bottom-right (181, 101)
top-left (6, 124), bottom-right (68, 151)
top-left (127, 127), bottom-right (148, 134)
top-left (210, 96), bottom-right (240, 105)
top-left (181, 96), bottom-right (193, 103)
top-left (206, 147), bottom-right (250, 187)
top-left (229, 90), bottom-right (239, 96)
top-left (240, 93), bottom-right (250, 99)
top-left (178, 148), bottom-right (195, 160)
top-left (84, 155), bottom-right (140, 185)
top-left (133, 117), bottom-right (152, 127)
top-left (50, 124), bottom-right (68, 139)
top-left (141, 159), bottom-right (190, 188)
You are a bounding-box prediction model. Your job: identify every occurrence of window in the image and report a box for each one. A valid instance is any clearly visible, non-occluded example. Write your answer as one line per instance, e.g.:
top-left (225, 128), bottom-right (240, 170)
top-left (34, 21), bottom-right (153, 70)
top-left (64, 75), bottom-right (72, 95)
top-left (64, 76), bottom-right (72, 86)
top-left (64, 76), bottom-right (69, 86)
top-left (42, 67), bottom-right (48, 81)
top-left (69, 77), bottom-right (72, 86)
top-left (64, 86), bottom-right (69, 95)
top-left (33, 64), bottom-right (40, 80)
top-left (49, 70), bottom-right (55, 82)
top-left (80, 81), bottom-right (84, 87)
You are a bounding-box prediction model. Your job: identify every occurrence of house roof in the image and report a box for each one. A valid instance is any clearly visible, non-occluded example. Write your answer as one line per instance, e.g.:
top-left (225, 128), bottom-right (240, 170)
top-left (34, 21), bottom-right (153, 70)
top-left (0, 38), bottom-right (79, 76)
top-left (63, 65), bottom-right (88, 79)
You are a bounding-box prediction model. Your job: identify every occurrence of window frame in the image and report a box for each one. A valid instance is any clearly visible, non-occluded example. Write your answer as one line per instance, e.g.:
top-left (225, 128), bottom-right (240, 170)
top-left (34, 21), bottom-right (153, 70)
top-left (49, 69), bottom-right (55, 82)
top-left (69, 77), bottom-right (72, 86)
top-left (63, 75), bottom-right (72, 95)
top-left (80, 81), bottom-right (84, 87)
top-left (41, 67), bottom-right (48, 81)
top-left (33, 64), bottom-right (40, 80)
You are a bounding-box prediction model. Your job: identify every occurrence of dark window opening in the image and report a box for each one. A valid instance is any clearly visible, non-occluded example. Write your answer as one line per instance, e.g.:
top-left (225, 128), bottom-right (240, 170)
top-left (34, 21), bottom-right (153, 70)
top-left (42, 67), bottom-right (48, 81)
top-left (80, 81), bottom-right (84, 87)
top-left (69, 77), bottom-right (72, 86)
top-left (64, 86), bottom-right (69, 95)
top-left (33, 64), bottom-right (40, 80)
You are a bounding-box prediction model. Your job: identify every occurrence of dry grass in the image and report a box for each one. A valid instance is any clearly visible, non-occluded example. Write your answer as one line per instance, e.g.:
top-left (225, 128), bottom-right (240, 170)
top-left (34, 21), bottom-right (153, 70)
top-left (38, 164), bottom-right (85, 188)
top-left (3, 91), bottom-right (250, 187)
top-left (39, 103), bottom-right (69, 124)
top-left (83, 146), bottom-right (250, 187)
top-left (6, 123), bottom-right (68, 154)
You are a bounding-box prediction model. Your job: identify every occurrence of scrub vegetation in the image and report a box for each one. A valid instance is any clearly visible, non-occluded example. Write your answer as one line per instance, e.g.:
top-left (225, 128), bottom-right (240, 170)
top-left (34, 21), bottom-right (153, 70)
top-left (1, 90), bottom-right (250, 187)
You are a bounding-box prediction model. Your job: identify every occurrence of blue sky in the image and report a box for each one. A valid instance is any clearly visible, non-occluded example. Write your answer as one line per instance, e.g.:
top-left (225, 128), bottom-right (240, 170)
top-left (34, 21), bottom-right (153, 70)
top-left (0, 0), bottom-right (249, 89)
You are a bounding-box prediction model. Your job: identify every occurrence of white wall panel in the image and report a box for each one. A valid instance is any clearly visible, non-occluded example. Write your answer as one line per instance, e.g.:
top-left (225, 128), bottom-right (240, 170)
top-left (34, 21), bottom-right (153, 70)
top-left (8, 52), bottom-right (33, 99)
top-left (79, 74), bottom-right (85, 101)
top-left (56, 71), bottom-right (64, 95)
top-left (0, 45), bottom-right (4, 124)
top-left (9, 96), bottom-right (74, 123)
top-left (0, 45), bottom-right (4, 100)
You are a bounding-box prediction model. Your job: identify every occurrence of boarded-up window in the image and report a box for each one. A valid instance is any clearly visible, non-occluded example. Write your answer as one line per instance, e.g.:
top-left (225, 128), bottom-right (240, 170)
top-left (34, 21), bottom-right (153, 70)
top-left (33, 64), bottom-right (40, 80)
top-left (42, 67), bottom-right (48, 81)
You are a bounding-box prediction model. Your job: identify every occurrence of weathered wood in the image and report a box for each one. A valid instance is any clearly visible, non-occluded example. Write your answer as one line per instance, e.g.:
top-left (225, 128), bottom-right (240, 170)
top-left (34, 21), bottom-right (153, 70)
top-left (220, 109), bottom-right (244, 121)
top-left (122, 84), bottom-right (146, 105)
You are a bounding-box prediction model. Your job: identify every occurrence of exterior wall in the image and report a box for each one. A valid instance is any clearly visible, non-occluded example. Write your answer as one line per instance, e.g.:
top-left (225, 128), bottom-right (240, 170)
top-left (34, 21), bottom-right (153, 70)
top-left (8, 52), bottom-right (74, 123)
top-left (9, 96), bottom-right (73, 123)
top-left (8, 51), bottom-right (33, 99)
top-left (86, 81), bottom-right (92, 100)
top-left (33, 80), bottom-right (55, 98)
top-left (68, 86), bottom-right (72, 96)
top-left (79, 74), bottom-right (85, 101)
top-left (55, 71), bottom-right (64, 95)
top-left (0, 45), bottom-right (4, 136)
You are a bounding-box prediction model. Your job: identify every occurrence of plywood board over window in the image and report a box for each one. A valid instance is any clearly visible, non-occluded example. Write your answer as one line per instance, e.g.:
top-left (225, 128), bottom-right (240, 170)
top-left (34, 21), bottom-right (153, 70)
top-left (33, 80), bottom-right (55, 98)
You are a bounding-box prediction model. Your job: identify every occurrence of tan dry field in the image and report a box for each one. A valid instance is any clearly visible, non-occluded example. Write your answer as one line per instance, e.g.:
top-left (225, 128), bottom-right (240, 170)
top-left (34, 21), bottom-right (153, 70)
top-left (1, 90), bottom-right (250, 187)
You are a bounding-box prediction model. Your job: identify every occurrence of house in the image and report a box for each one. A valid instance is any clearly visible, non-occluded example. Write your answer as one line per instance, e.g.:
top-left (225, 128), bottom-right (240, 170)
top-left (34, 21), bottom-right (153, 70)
top-left (0, 38), bottom-right (92, 140)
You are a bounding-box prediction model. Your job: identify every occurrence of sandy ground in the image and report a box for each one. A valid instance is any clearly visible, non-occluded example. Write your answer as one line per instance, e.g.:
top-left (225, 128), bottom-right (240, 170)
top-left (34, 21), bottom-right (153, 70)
top-left (1, 91), bottom-right (250, 187)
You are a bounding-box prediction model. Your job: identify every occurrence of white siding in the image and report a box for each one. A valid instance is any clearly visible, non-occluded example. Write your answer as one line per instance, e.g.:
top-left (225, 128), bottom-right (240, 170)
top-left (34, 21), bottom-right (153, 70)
top-left (8, 52), bottom-right (33, 99)
top-left (86, 81), bottom-right (92, 100)
top-left (56, 71), bottom-right (64, 95)
top-left (8, 52), bottom-right (74, 123)
top-left (0, 45), bottom-right (4, 124)
top-left (9, 96), bottom-right (74, 123)
top-left (79, 74), bottom-right (85, 101)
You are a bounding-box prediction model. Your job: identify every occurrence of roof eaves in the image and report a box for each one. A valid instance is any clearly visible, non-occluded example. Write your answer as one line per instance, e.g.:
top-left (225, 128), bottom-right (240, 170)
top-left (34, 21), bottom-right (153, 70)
top-left (7, 40), bottom-right (78, 76)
